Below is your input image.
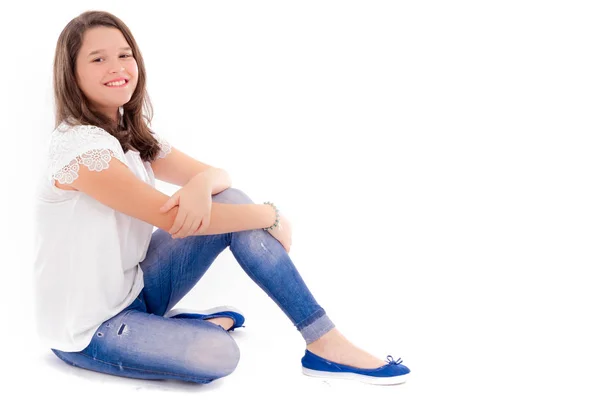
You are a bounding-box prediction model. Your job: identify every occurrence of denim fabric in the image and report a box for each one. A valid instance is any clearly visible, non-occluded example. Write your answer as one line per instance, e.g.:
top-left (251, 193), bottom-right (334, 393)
top-left (51, 187), bottom-right (335, 384)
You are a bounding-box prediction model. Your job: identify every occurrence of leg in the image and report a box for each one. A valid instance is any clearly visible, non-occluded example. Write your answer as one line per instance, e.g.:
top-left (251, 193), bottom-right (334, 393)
top-left (225, 189), bottom-right (336, 343)
top-left (139, 224), bottom-right (230, 318)
top-left (139, 187), bottom-right (257, 319)
top-left (51, 296), bottom-right (239, 384)
top-left (141, 186), bottom-right (385, 369)
top-left (138, 189), bottom-right (246, 330)
top-left (225, 188), bottom-right (388, 369)
top-left (139, 187), bottom-right (334, 342)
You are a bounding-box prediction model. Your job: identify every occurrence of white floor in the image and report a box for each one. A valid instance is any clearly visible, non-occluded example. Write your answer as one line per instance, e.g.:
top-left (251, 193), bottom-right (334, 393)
top-left (19, 327), bottom-right (416, 400)
top-left (9, 245), bottom-right (600, 400)
top-left (11, 322), bottom-right (600, 400)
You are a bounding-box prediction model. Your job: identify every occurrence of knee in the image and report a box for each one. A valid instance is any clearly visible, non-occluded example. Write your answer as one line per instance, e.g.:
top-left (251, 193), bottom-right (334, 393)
top-left (214, 333), bottom-right (241, 378)
top-left (212, 187), bottom-right (254, 205)
top-left (186, 329), bottom-right (241, 380)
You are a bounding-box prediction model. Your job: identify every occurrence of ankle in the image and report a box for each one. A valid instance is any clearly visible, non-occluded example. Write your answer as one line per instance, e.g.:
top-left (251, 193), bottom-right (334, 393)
top-left (306, 328), bottom-right (347, 352)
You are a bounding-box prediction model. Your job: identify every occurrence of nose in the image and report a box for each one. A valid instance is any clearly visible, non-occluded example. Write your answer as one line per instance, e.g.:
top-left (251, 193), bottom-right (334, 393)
top-left (108, 59), bottom-right (126, 74)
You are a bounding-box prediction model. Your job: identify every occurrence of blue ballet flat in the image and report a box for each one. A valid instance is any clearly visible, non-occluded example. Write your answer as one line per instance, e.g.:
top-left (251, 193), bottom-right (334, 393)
top-left (163, 306), bottom-right (245, 332)
top-left (301, 349), bottom-right (410, 385)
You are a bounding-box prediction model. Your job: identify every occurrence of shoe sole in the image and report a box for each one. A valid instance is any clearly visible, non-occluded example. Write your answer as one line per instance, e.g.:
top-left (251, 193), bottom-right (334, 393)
top-left (302, 367), bottom-right (409, 385)
top-left (163, 306), bottom-right (244, 319)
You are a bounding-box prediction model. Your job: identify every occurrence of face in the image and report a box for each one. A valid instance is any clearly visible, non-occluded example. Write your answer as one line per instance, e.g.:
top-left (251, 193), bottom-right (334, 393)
top-left (75, 26), bottom-right (138, 122)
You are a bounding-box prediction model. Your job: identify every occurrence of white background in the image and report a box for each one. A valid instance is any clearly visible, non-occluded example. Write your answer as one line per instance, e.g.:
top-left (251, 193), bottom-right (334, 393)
top-left (1, 1), bottom-right (599, 399)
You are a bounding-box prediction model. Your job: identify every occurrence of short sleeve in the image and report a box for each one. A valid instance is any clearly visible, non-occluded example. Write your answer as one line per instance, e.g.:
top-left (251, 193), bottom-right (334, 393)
top-left (151, 131), bottom-right (172, 160)
top-left (48, 124), bottom-right (127, 185)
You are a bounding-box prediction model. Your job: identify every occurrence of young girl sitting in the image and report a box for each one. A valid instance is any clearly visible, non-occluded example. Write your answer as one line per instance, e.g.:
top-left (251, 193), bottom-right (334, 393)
top-left (33, 10), bottom-right (410, 386)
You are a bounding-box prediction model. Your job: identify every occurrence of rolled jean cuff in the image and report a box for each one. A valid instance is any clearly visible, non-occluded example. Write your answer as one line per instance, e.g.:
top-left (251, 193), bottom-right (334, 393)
top-left (299, 313), bottom-right (335, 344)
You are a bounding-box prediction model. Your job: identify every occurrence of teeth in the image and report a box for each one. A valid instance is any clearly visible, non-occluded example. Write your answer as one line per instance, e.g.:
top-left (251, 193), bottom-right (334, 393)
top-left (106, 80), bottom-right (126, 87)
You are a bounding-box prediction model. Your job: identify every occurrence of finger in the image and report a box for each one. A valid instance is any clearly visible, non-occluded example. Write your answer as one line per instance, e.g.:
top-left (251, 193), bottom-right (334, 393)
top-left (197, 215), bottom-right (211, 233)
top-left (160, 193), bottom-right (179, 213)
top-left (176, 215), bottom-right (197, 238)
top-left (169, 211), bottom-right (187, 235)
top-left (173, 215), bottom-right (194, 238)
top-left (191, 220), bottom-right (203, 235)
top-left (182, 216), bottom-right (201, 238)
top-left (190, 217), bottom-right (203, 236)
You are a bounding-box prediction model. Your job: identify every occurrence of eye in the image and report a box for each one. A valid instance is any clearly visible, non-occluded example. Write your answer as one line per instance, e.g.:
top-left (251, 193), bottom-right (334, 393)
top-left (93, 54), bottom-right (132, 63)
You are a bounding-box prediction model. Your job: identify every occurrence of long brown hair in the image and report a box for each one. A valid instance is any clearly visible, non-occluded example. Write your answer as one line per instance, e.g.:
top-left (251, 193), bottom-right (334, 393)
top-left (53, 10), bottom-right (161, 162)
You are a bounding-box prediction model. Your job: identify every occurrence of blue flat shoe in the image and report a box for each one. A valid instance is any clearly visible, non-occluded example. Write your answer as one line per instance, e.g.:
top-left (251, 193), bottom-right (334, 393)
top-left (301, 349), bottom-right (410, 385)
top-left (163, 306), bottom-right (245, 332)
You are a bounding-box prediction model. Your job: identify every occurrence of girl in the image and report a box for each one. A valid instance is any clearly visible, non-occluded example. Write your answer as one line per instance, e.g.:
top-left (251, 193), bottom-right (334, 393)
top-left (33, 10), bottom-right (410, 386)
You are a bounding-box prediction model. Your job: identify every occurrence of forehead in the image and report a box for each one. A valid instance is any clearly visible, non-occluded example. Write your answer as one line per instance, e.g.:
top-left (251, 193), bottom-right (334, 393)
top-left (80, 26), bottom-right (129, 55)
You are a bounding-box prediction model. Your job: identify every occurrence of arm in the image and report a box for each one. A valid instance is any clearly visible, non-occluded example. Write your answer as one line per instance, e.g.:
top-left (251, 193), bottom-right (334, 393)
top-left (65, 157), bottom-right (275, 235)
top-left (193, 167), bottom-right (232, 196)
top-left (151, 146), bottom-right (232, 194)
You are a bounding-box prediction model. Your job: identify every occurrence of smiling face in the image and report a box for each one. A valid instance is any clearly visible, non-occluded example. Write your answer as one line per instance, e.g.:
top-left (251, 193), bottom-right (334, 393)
top-left (75, 26), bottom-right (138, 122)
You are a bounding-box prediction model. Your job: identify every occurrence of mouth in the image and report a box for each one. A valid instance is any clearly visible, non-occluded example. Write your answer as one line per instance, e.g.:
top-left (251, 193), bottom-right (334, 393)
top-left (104, 79), bottom-right (129, 88)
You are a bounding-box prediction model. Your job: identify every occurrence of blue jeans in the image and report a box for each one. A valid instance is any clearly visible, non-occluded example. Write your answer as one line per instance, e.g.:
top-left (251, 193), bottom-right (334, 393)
top-left (51, 188), bottom-right (335, 384)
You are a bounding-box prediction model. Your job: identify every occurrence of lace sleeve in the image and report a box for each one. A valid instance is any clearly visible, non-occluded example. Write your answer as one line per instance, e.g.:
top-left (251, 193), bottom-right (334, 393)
top-left (48, 125), bottom-right (127, 185)
top-left (151, 132), bottom-right (172, 160)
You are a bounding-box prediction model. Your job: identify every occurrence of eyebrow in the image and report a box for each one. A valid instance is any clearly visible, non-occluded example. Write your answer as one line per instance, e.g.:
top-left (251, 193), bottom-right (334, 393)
top-left (88, 47), bottom-right (132, 57)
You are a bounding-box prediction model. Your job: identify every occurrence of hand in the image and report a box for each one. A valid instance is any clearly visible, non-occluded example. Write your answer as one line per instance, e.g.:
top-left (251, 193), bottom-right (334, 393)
top-left (266, 212), bottom-right (292, 253)
top-left (160, 174), bottom-right (212, 239)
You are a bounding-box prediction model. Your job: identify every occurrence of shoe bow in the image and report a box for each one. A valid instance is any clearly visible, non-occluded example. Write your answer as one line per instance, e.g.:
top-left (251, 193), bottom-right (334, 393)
top-left (386, 355), bottom-right (404, 365)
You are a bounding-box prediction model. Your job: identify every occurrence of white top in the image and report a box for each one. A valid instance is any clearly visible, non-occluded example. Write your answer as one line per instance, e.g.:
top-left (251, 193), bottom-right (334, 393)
top-left (32, 121), bottom-right (172, 352)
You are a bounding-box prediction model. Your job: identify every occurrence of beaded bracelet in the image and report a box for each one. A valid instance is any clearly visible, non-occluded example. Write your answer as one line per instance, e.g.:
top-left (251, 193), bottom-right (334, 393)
top-left (263, 201), bottom-right (280, 231)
